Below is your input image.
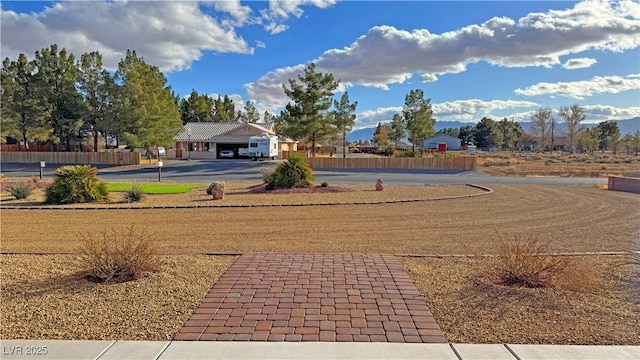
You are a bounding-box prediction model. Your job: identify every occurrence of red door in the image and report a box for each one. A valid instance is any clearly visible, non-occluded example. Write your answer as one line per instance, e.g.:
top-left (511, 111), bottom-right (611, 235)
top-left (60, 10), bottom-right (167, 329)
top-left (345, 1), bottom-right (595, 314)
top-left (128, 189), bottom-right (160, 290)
top-left (438, 143), bottom-right (447, 152)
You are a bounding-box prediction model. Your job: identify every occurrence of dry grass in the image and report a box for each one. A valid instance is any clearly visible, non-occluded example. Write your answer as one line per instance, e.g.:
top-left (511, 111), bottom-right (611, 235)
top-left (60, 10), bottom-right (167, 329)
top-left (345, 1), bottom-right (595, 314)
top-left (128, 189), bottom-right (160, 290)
top-left (1, 184), bottom-right (637, 255)
top-left (402, 255), bottom-right (640, 344)
top-left (478, 151), bottom-right (640, 177)
top-left (0, 254), bottom-right (236, 340)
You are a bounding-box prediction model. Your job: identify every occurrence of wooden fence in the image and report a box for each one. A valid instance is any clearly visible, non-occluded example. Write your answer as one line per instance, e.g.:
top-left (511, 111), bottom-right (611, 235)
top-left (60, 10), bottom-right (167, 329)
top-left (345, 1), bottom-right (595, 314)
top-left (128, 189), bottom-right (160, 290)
top-left (0, 144), bottom-right (90, 152)
top-left (0, 151), bottom-right (141, 165)
top-left (306, 156), bottom-right (477, 171)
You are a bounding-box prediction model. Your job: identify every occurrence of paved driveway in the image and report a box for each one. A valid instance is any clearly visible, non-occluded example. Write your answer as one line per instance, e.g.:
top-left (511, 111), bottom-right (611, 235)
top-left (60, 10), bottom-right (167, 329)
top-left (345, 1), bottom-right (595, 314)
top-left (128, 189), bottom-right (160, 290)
top-left (0, 160), bottom-right (607, 186)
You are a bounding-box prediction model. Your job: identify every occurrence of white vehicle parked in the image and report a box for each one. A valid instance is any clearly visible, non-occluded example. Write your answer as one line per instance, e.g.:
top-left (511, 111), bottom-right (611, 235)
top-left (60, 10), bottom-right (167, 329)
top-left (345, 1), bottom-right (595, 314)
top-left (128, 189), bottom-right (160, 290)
top-left (248, 133), bottom-right (278, 160)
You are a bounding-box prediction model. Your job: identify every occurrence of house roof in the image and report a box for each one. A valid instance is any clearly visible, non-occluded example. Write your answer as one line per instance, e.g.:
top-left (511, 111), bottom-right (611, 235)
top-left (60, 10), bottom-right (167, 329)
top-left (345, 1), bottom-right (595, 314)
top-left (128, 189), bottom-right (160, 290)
top-left (424, 134), bottom-right (461, 143)
top-left (176, 122), bottom-right (274, 141)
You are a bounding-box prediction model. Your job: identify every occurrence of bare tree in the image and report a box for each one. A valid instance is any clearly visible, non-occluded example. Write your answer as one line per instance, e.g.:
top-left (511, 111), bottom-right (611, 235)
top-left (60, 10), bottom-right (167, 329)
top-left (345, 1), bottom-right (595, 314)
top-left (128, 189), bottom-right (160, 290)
top-left (530, 107), bottom-right (553, 151)
top-left (559, 104), bottom-right (586, 152)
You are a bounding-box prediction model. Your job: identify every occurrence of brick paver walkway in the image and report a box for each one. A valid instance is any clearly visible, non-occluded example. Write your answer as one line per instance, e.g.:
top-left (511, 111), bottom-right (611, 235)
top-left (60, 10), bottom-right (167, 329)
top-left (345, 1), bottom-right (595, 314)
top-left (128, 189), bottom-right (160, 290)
top-left (175, 253), bottom-right (446, 343)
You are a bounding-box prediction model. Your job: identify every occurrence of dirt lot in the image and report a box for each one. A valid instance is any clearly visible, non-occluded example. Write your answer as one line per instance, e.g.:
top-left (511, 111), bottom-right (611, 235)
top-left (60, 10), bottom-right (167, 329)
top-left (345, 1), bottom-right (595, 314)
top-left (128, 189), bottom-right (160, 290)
top-left (477, 151), bottom-right (640, 177)
top-left (1, 181), bottom-right (638, 344)
top-left (1, 184), bottom-right (637, 255)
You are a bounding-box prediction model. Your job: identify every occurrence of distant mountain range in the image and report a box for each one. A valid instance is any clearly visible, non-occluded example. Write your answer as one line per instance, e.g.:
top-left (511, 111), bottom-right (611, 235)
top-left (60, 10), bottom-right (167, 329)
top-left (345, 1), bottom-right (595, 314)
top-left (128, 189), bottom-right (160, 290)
top-left (347, 117), bottom-right (640, 143)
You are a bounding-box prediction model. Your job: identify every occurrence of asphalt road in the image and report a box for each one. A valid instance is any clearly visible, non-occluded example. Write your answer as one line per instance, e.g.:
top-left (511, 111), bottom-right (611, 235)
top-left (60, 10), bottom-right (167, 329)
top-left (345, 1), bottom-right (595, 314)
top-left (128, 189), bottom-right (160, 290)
top-left (0, 159), bottom-right (608, 186)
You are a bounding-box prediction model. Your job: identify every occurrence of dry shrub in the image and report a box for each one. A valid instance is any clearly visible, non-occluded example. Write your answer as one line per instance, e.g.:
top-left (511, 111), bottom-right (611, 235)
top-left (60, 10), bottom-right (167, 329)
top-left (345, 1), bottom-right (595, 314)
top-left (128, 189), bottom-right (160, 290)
top-left (491, 233), bottom-right (599, 291)
top-left (78, 227), bottom-right (162, 283)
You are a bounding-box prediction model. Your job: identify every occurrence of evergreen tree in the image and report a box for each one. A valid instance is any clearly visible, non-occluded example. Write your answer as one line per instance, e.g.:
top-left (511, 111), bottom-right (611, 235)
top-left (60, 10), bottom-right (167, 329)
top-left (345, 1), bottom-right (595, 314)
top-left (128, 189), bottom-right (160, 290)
top-left (458, 125), bottom-right (475, 146)
top-left (116, 50), bottom-right (182, 156)
top-left (332, 92), bottom-right (357, 158)
top-left (402, 89), bottom-right (435, 153)
top-left (496, 118), bottom-right (523, 151)
top-left (213, 95), bottom-right (238, 122)
top-left (474, 117), bottom-right (503, 149)
top-left (239, 100), bottom-right (261, 123)
top-left (595, 120), bottom-right (620, 151)
top-left (280, 63), bottom-right (339, 157)
top-left (1, 53), bottom-right (50, 147)
top-left (34, 44), bottom-right (84, 149)
top-left (389, 113), bottom-right (405, 149)
top-left (179, 89), bottom-right (215, 124)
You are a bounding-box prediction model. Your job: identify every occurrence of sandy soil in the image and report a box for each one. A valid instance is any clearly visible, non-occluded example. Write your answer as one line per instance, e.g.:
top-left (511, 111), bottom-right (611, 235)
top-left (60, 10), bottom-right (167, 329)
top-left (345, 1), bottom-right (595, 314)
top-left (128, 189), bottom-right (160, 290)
top-left (1, 184), bottom-right (637, 255)
top-left (0, 255), bottom-right (236, 340)
top-left (402, 255), bottom-right (640, 344)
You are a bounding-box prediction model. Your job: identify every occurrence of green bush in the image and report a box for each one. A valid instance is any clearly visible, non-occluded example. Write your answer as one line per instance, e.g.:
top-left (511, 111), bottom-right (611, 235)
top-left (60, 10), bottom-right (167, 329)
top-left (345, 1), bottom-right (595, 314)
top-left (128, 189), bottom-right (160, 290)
top-left (78, 226), bottom-right (162, 283)
top-left (321, 181), bottom-right (329, 187)
top-left (45, 165), bottom-right (108, 204)
top-left (8, 182), bottom-right (32, 199)
top-left (124, 184), bottom-right (145, 203)
top-left (263, 153), bottom-right (314, 189)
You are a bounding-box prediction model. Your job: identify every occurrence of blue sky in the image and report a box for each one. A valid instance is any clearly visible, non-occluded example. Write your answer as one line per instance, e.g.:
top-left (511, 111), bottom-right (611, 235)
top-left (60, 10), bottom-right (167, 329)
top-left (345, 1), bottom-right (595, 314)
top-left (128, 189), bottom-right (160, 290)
top-left (2, 1), bottom-right (639, 130)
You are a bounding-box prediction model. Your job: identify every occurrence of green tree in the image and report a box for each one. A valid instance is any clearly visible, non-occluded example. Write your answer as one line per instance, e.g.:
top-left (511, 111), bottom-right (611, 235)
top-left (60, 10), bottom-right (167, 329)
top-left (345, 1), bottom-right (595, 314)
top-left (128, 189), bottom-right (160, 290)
top-left (631, 131), bottom-right (640, 156)
top-left (239, 100), bottom-right (261, 123)
top-left (179, 89), bottom-right (215, 124)
top-left (558, 104), bottom-right (585, 152)
top-left (372, 122), bottom-right (393, 155)
top-left (213, 95), bottom-right (238, 122)
top-left (263, 111), bottom-right (277, 125)
top-left (77, 51), bottom-right (118, 152)
top-left (1, 53), bottom-right (51, 148)
top-left (34, 44), bottom-right (84, 149)
top-left (280, 63), bottom-right (340, 157)
top-left (96, 70), bottom-right (126, 147)
top-left (436, 127), bottom-right (460, 138)
top-left (496, 118), bottom-right (523, 151)
top-left (389, 113), bottom-right (405, 149)
top-left (595, 120), bottom-right (619, 151)
top-left (474, 117), bottom-right (503, 149)
top-left (116, 50), bottom-right (182, 157)
top-left (402, 89), bottom-right (435, 153)
top-left (458, 125), bottom-right (475, 146)
top-left (332, 92), bottom-right (357, 158)
top-left (577, 128), bottom-right (601, 153)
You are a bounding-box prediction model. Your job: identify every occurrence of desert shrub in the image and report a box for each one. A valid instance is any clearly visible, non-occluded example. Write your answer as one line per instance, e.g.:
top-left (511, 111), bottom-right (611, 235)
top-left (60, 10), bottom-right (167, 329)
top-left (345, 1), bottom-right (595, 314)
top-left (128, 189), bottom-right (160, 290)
top-left (124, 184), bottom-right (145, 203)
top-left (206, 181), bottom-right (225, 195)
top-left (492, 234), bottom-right (572, 288)
top-left (321, 181), bottom-right (329, 187)
top-left (263, 153), bottom-right (314, 189)
top-left (8, 182), bottom-right (32, 199)
top-left (45, 165), bottom-right (108, 204)
top-left (78, 227), bottom-right (162, 283)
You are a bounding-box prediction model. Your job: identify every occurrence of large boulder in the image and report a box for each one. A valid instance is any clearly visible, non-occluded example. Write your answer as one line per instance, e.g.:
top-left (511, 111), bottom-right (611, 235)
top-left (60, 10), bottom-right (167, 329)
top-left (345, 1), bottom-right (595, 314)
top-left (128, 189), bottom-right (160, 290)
top-left (207, 181), bottom-right (225, 200)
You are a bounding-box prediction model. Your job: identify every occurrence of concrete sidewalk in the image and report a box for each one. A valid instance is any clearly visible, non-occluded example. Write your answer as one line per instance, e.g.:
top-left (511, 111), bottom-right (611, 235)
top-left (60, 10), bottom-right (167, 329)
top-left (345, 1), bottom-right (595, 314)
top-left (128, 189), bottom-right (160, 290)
top-left (1, 340), bottom-right (639, 360)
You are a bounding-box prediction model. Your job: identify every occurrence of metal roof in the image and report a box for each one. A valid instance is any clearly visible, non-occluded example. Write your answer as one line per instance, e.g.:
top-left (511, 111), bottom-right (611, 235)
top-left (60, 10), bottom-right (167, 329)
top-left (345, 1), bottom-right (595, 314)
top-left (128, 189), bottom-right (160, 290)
top-left (175, 122), bottom-right (274, 141)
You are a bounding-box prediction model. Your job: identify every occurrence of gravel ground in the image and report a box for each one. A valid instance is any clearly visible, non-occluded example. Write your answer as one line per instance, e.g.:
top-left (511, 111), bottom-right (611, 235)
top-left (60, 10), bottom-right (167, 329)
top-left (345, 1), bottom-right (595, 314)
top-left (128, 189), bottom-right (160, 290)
top-left (0, 182), bottom-right (481, 208)
top-left (0, 255), bottom-right (236, 340)
top-left (1, 184), bottom-right (637, 255)
top-left (402, 255), bottom-right (640, 345)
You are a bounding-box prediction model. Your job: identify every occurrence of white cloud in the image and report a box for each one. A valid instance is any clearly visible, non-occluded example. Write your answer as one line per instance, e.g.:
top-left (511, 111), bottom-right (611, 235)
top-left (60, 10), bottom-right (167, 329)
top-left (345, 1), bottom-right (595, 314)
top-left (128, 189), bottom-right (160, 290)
top-left (260, 0), bottom-right (337, 34)
top-left (0, 1), bottom-right (252, 72)
top-left (352, 99), bottom-right (539, 129)
top-left (209, 0), bottom-right (252, 25)
top-left (582, 105), bottom-right (640, 121)
top-left (256, 40), bottom-right (267, 49)
top-left (265, 22), bottom-right (289, 35)
top-left (247, 0), bottom-right (640, 108)
top-left (432, 100), bottom-right (540, 120)
top-left (562, 57), bottom-right (598, 69)
top-left (265, 0), bottom-right (338, 19)
top-left (514, 74), bottom-right (640, 99)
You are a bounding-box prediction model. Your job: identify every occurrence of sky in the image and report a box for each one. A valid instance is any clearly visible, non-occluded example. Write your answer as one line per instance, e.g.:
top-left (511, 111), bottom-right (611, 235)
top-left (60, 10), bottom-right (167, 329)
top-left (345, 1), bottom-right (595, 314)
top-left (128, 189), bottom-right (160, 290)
top-left (1, 0), bottom-right (639, 130)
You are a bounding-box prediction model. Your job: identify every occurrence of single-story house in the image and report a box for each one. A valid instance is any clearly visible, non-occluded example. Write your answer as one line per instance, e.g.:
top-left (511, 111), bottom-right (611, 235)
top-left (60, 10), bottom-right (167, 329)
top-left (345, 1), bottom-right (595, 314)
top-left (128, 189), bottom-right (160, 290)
top-left (172, 122), bottom-right (297, 159)
top-left (423, 134), bottom-right (462, 151)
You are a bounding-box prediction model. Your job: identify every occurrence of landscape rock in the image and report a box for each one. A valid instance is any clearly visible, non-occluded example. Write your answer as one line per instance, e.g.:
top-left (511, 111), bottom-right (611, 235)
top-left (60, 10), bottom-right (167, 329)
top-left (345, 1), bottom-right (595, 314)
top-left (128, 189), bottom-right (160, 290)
top-left (375, 178), bottom-right (384, 191)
